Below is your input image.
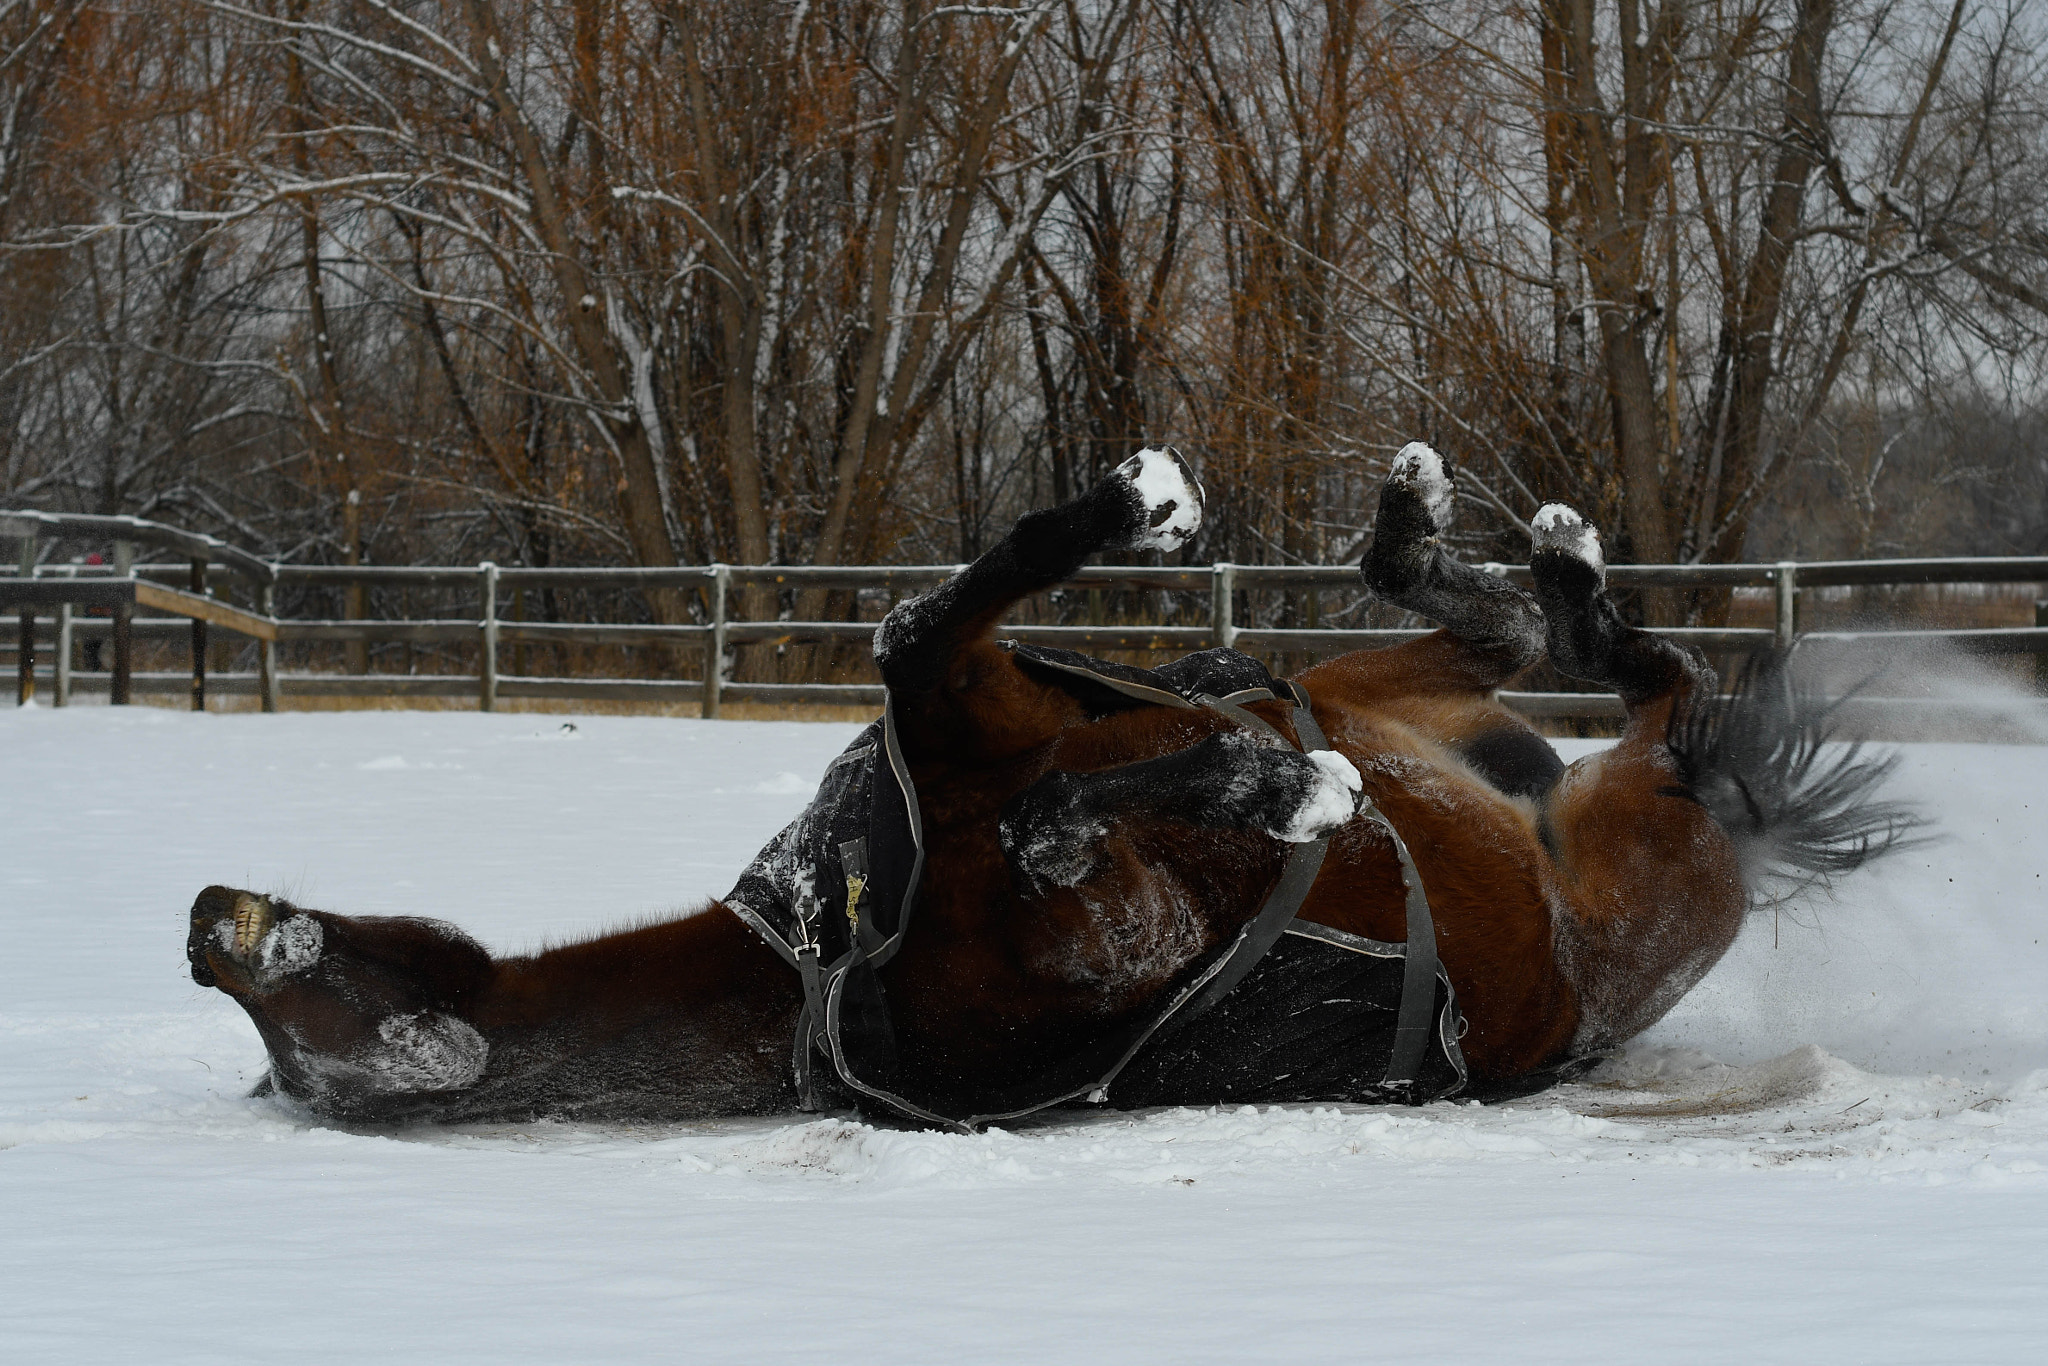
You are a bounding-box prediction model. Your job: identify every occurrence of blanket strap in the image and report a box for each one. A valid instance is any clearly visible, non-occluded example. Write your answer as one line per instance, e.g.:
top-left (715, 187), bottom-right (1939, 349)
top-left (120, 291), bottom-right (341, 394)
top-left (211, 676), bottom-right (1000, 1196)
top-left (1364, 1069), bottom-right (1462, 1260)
top-left (1166, 682), bottom-right (1333, 1023)
top-left (789, 890), bottom-right (827, 1111)
top-left (1202, 681), bottom-right (1441, 1092)
top-left (1376, 795), bottom-right (1440, 1091)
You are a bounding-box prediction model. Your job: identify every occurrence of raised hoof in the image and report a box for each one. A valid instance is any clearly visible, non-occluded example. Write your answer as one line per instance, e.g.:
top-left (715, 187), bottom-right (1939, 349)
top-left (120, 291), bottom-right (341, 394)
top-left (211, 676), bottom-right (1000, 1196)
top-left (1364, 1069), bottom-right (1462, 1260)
top-left (1529, 503), bottom-right (1606, 588)
top-left (1362, 441), bottom-right (1454, 597)
top-left (1111, 446), bottom-right (1204, 552)
top-left (188, 885), bottom-right (323, 994)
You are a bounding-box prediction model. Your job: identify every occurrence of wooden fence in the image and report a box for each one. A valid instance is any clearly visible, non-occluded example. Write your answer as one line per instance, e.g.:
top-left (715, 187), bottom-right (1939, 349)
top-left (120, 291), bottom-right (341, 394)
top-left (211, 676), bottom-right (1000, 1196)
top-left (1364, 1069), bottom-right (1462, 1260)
top-left (6, 508), bottom-right (2047, 721)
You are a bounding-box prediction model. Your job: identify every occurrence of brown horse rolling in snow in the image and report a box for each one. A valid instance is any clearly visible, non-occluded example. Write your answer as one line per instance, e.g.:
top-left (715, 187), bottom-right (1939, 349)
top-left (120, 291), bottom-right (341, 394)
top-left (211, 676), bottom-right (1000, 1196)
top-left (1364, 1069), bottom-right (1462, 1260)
top-left (187, 446), bottom-right (1912, 1127)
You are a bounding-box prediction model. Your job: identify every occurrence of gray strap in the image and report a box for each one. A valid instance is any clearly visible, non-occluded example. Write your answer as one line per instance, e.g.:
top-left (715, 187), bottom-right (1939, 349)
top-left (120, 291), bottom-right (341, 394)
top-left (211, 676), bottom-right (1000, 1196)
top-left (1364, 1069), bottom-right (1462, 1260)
top-left (789, 892), bottom-right (828, 1110)
top-left (1006, 646), bottom-right (1199, 710)
top-left (1166, 682), bottom-right (1333, 1024)
top-left (1282, 680), bottom-right (1328, 749)
top-left (1239, 680), bottom-right (1441, 1090)
top-left (867, 692), bottom-right (926, 968)
top-left (1375, 798), bottom-right (1439, 1089)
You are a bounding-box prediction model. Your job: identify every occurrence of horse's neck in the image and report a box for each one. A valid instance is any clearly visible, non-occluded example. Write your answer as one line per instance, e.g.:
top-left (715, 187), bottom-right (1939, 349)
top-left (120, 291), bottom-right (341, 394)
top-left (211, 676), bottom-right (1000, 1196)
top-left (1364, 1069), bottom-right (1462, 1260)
top-left (473, 905), bottom-right (803, 1117)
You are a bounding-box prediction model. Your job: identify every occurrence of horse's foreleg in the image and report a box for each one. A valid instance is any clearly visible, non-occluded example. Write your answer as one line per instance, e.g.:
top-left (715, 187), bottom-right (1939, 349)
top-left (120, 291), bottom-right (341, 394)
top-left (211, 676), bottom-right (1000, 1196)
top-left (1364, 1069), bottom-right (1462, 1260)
top-left (998, 732), bottom-right (1361, 895)
top-left (189, 886), bottom-right (799, 1123)
top-left (874, 448), bottom-right (1201, 754)
top-left (990, 732), bottom-right (1361, 1008)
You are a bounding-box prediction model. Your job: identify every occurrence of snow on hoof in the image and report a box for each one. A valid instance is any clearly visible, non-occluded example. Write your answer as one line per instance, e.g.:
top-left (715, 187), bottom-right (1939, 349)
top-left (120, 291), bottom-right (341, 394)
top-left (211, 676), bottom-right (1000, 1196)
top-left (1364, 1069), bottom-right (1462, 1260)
top-left (1269, 748), bottom-right (1364, 844)
top-left (1531, 502), bottom-right (1605, 584)
top-left (1112, 445), bottom-right (1204, 552)
top-left (1363, 441), bottom-right (1457, 599)
top-left (1388, 441), bottom-right (1454, 533)
top-left (188, 887), bottom-right (323, 991)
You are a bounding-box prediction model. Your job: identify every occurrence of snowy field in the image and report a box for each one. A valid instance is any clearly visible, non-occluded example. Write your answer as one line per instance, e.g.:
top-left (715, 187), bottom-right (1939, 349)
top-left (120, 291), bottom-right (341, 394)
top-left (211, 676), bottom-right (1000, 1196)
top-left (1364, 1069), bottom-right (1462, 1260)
top-left (4, 704), bottom-right (2046, 1363)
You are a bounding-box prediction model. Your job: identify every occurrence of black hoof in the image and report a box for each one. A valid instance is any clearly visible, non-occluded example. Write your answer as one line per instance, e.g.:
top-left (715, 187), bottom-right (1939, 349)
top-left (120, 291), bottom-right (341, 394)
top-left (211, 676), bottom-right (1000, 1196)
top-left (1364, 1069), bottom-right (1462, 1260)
top-left (1362, 442), bottom-right (1455, 599)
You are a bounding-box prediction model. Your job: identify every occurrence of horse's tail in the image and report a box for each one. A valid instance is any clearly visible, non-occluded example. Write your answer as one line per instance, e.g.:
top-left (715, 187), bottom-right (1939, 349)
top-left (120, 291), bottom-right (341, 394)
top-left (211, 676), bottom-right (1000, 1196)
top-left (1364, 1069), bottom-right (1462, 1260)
top-left (1668, 649), bottom-right (1929, 905)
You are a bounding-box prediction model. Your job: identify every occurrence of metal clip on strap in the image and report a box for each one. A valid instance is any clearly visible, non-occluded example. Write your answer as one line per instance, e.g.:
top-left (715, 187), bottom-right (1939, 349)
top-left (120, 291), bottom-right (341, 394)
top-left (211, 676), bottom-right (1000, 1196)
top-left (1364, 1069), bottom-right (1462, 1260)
top-left (790, 891), bottom-right (827, 1110)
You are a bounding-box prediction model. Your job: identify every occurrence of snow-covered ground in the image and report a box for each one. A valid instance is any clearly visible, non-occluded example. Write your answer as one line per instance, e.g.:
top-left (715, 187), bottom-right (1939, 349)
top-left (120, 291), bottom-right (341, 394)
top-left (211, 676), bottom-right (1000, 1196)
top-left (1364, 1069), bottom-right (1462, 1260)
top-left (4, 706), bottom-right (2045, 1363)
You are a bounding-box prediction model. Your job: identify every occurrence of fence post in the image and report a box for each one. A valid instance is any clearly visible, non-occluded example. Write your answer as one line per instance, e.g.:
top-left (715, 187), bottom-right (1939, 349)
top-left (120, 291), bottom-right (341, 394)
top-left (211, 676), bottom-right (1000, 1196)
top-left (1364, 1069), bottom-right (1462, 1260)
top-left (13, 606), bottom-right (29, 706)
top-left (2036, 599), bottom-right (2046, 695)
top-left (259, 582), bottom-right (280, 714)
top-left (13, 534), bottom-right (32, 705)
top-left (189, 557), bottom-right (208, 711)
top-left (478, 561), bottom-right (499, 712)
top-left (1774, 561), bottom-right (1799, 649)
top-left (55, 599), bottom-right (71, 706)
top-left (1211, 563), bottom-right (1237, 649)
top-left (111, 540), bottom-right (132, 706)
top-left (704, 564), bottom-right (729, 719)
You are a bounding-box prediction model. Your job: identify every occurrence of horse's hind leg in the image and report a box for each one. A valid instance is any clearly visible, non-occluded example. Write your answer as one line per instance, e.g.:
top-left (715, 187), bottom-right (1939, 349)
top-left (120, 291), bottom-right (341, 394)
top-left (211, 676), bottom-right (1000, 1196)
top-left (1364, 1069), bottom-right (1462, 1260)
top-left (1524, 505), bottom-right (1744, 1053)
top-left (1526, 504), bottom-right (1715, 712)
top-left (1359, 443), bottom-right (1547, 675)
top-left (1304, 443), bottom-right (1560, 797)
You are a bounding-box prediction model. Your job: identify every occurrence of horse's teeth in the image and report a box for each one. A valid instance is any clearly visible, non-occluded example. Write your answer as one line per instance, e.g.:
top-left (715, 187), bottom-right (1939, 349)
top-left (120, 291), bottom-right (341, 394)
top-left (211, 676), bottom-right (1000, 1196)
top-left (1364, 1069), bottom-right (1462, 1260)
top-left (231, 894), bottom-right (272, 958)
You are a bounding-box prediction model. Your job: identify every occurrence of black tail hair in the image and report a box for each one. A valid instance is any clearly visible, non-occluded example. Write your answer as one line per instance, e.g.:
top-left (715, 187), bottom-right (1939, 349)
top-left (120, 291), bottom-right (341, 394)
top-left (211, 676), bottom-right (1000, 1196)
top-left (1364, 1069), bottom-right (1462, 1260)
top-left (1668, 649), bottom-right (1930, 905)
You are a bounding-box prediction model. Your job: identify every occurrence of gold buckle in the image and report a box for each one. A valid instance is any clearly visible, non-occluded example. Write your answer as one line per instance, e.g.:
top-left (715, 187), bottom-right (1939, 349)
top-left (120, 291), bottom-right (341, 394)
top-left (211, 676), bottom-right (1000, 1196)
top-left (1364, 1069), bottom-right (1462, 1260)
top-left (844, 872), bottom-right (867, 935)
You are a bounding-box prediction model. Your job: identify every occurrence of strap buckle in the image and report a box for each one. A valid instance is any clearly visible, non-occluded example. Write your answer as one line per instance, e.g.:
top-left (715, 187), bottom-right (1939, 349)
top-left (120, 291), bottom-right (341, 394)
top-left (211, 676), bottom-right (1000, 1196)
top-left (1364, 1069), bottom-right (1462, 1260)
top-left (838, 837), bottom-right (872, 946)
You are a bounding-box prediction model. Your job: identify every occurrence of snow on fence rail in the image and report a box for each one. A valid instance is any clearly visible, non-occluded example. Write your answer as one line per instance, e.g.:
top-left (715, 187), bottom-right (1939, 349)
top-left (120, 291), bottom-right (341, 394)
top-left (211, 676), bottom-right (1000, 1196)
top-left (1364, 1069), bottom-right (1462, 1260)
top-left (5, 508), bottom-right (2047, 721)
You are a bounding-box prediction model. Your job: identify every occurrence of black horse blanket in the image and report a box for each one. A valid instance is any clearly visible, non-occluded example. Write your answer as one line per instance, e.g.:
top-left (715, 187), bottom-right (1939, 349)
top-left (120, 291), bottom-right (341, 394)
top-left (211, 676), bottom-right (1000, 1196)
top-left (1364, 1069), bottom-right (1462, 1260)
top-left (726, 644), bottom-right (1468, 1129)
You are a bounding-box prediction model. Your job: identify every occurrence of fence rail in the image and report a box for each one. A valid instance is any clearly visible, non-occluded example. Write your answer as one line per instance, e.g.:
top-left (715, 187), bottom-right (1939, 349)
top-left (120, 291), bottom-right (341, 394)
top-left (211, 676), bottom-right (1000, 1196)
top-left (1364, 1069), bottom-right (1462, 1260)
top-left (5, 509), bottom-right (2046, 719)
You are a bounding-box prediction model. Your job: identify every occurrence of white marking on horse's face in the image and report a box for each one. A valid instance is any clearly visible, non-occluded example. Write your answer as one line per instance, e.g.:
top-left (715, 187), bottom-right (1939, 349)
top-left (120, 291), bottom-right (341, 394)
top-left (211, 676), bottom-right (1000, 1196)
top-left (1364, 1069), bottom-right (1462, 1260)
top-left (1532, 502), bottom-right (1605, 576)
top-left (215, 906), bottom-right (324, 986)
top-left (1117, 446), bottom-right (1205, 551)
top-left (1390, 442), bottom-right (1454, 530)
